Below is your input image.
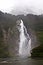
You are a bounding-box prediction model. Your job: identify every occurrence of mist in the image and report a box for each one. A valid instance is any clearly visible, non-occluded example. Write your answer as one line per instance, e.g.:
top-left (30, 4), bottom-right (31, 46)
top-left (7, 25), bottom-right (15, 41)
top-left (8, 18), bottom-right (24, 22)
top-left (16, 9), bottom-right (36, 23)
top-left (11, 0), bottom-right (43, 15)
top-left (0, 0), bottom-right (43, 15)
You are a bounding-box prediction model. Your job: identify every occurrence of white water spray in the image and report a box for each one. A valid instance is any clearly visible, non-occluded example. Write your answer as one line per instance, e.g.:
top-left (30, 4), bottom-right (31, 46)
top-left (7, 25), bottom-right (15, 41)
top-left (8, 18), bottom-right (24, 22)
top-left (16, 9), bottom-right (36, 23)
top-left (18, 20), bottom-right (31, 57)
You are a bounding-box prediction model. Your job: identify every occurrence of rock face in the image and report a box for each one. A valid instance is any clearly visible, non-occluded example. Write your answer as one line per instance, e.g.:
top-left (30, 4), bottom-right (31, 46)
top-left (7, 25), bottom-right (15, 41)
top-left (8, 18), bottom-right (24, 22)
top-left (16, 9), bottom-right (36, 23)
top-left (0, 11), bottom-right (42, 58)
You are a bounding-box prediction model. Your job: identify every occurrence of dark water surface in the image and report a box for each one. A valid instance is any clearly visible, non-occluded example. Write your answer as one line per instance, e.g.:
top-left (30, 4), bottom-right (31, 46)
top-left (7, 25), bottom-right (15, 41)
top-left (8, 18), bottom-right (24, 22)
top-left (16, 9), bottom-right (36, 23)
top-left (0, 58), bottom-right (43, 65)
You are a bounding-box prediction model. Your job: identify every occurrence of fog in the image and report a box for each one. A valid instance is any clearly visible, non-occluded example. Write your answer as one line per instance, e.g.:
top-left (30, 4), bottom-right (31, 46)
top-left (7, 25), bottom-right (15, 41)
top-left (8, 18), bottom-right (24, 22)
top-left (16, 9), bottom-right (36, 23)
top-left (0, 0), bottom-right (43, 15)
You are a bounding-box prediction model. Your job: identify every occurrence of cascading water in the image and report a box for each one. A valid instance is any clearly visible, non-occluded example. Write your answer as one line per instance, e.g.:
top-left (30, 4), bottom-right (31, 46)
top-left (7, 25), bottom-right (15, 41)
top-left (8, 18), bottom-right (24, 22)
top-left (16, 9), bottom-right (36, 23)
top-left (18, 20), bottom-right (31, 58)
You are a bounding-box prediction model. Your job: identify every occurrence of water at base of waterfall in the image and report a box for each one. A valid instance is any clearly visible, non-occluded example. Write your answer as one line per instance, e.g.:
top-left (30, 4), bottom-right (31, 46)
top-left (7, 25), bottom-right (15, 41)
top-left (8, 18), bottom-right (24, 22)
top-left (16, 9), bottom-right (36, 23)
top-left (0, 58), bottom-right (43, 65)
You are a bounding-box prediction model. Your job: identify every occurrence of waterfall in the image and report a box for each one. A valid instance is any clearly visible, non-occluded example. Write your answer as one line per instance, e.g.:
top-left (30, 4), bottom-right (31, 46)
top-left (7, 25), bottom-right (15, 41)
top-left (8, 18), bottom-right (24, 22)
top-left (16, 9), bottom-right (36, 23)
top-left (18, 20), bottom-right (31, 57)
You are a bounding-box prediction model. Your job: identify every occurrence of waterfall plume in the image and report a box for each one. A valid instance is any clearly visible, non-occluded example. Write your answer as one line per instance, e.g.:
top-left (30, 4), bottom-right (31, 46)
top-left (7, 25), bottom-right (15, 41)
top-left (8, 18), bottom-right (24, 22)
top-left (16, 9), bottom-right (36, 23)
top-left (17, 19), bottom-right (31, 58)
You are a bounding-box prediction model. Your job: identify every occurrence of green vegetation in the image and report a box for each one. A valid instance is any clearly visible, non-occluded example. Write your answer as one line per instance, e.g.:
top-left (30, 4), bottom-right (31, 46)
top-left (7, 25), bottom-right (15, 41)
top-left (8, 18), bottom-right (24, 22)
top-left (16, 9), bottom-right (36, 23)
top-left (0, 30), bottom-right (10, 58)
top-left (0, 43), bottom-right (9, 58)
top-left (31, 31), bottom-right (43, 57)
top-left (31, 44), bottom-right (43, 57)
top-left (36, 31), bottom-right (43, 44)
top-left (0, 40), bottom-right (9, 58)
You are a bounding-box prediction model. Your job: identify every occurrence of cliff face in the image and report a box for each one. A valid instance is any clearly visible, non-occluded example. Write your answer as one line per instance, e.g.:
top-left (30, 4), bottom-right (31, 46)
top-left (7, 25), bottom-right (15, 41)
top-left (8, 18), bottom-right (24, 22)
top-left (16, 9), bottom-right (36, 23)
top-left (0, 11), bottom-right (43, 57)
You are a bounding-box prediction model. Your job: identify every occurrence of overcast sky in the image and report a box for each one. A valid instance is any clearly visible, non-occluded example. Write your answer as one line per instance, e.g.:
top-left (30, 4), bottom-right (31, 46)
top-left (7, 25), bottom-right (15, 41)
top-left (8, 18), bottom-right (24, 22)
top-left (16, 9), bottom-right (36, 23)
top-left (0, 0), bottom-right (43, 15)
